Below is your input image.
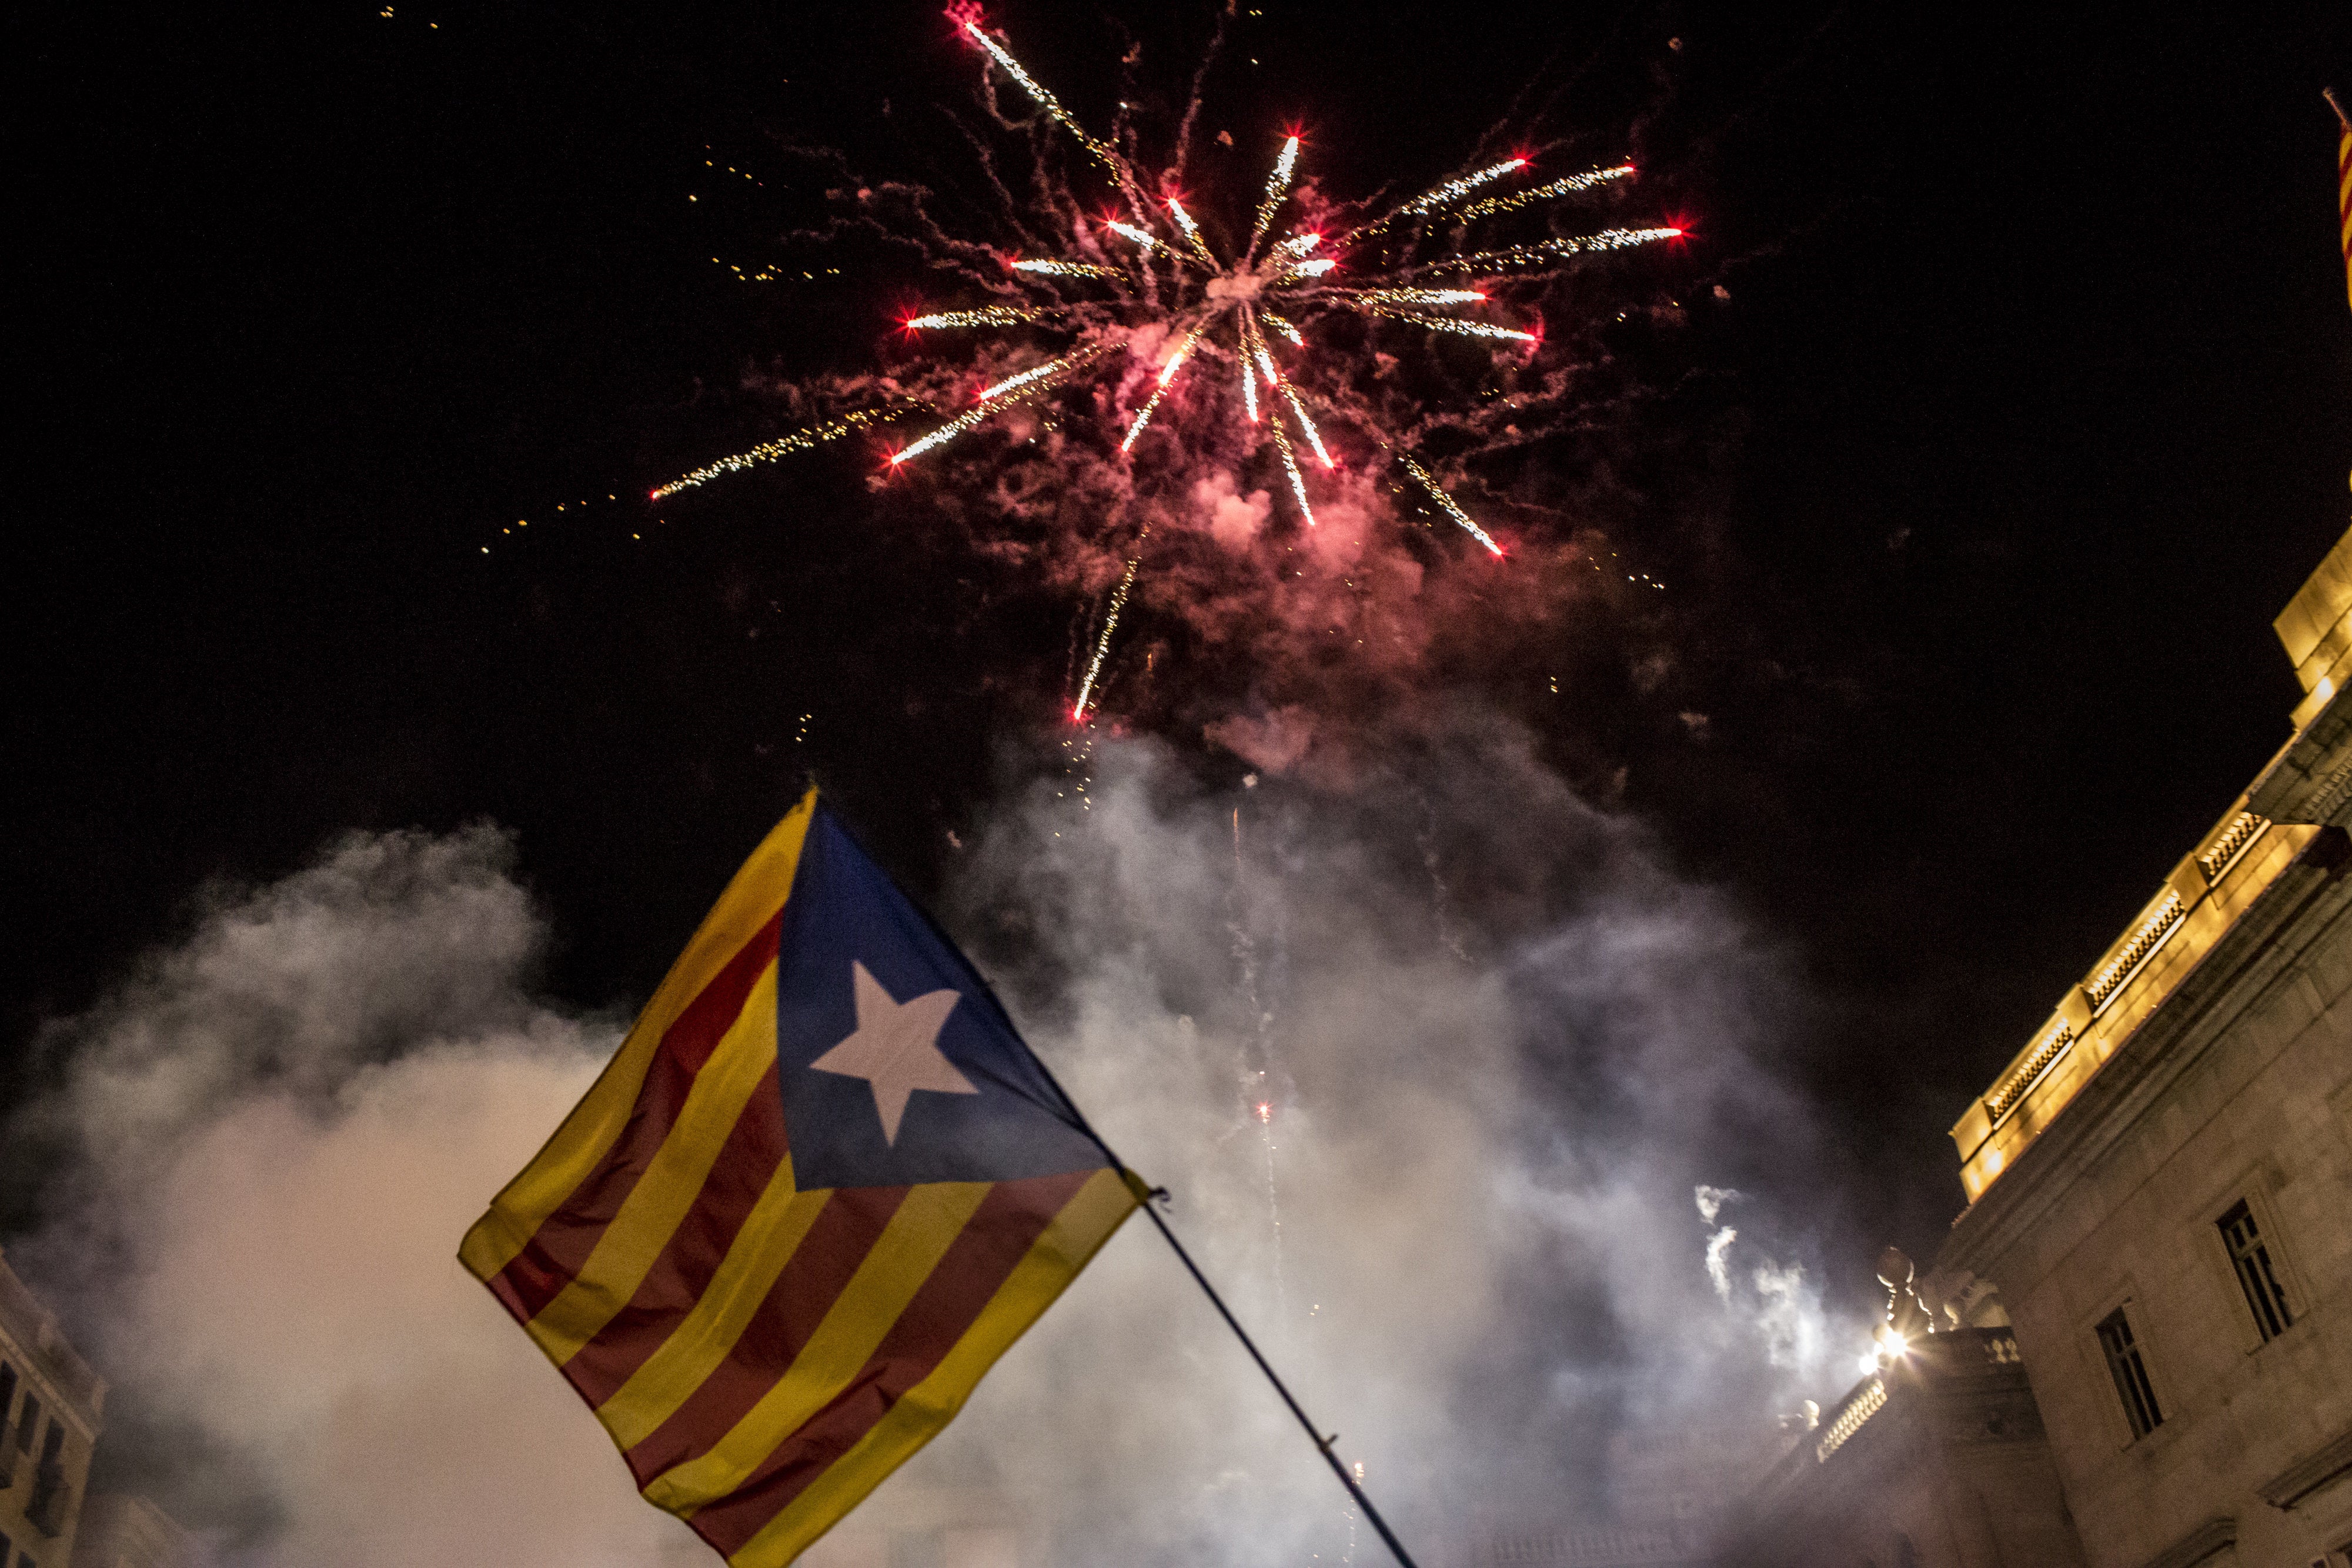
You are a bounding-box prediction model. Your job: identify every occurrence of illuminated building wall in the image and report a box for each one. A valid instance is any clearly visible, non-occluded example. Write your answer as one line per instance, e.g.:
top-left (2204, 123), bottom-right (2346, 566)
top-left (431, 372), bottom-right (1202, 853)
top-left (0, 1250), bottom-right (105, 1568)
top-left (1933, 526), bottom-right (2352, 1568)
top-left (1724, 1322), bottom-right (2087, 1567)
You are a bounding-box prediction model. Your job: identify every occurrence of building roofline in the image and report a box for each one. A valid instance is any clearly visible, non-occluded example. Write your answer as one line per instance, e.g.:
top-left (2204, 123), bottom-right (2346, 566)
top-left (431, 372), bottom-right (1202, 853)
top-left (1940, 834), bottom-right (2351, 1276)
top-left (1946, 524), bottom-right (2352, 1206)
top-left (0, 1245), bottom-right (108, 1433)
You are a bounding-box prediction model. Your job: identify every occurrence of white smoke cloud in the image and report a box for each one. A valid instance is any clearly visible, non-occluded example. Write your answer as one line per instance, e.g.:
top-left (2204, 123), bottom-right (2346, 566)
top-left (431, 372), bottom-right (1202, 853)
top-left (13, 717), bottom-right (1860, 1568)
top-left (14, 828), bottom-right (708, 1567)
top-left (1703, 1227), bottom-right (1738, 1302)
top-left (906, 716), bottom-right (1859, 1556)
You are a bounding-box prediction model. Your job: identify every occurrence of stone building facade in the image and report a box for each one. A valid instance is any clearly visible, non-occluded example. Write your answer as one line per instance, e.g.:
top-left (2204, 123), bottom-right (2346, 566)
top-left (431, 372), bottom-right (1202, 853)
top-left (1728, 1320), bottom-right (2087, 1568)
top-left (0, 1248), bottom-right (105, 1568)
top-left (65, 1495), bottom-right (198, 1568)
top-left (1713, 1245), bottom-right (2089, 1568)
top-left (1929, 528), bottom-right (2352, 1567)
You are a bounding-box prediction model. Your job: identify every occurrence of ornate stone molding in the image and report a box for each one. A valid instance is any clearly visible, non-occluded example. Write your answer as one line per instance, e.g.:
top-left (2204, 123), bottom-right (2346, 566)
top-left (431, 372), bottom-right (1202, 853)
top-left (2135, 1515), bottom-right (2234, 1568)
top-left (2255, 1420), bottom-right (2352, 1510)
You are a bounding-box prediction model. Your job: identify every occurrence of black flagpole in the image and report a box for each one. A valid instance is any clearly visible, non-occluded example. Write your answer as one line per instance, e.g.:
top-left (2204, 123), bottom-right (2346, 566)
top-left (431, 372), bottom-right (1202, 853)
top-left (1130, 1196), bottom-right (1426, 1568)
top-left (1003, 1039), bottom-right (1426, 1568)
top-left (902, 845), bottom-right (1425, 1568)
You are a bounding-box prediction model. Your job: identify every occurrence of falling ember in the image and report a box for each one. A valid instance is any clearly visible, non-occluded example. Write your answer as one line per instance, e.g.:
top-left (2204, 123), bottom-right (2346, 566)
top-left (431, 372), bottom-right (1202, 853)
top-left (1258, 310), bottom-right (1307, 346)
top-left (978, 352), bottom-right (1081, 402)
top-left (649, 11), bottom-right (1686, 712)
top-left (906, 306), bottom-right (1055, 329)
top-left (1121, 385), bottom-right (1173, 454)
top-left (1363, 313), bottom-right (1537, 343)
top-left (1122, 328), bottom-right (1204, 453)
top-left (1158, 327), bottom-right (1204, 388)
top-left (1459, 161), bottom-right (1635, 222)
top-left (1073, 551), bottom-right (1144, 721)
top-left (960, 16), bottom-right (1121, 172)
top-left (1269, 419), bottom-right (1318, 527)
top-left (652, 405), bottom-right (911, 497)
top-left (1281, 385), bottom-right (1335, 467)
top-left (1010, 258), bottom-right (1120, 278)
top-left (1244, 134), bottom-right (1302, 259)
top-left (1107, 220), bottom-right (1171, 256)
top-left (1344, 287), bottom-right (1486, 307)
top-left (1399, 156), bottom-right (1528, 214)
top-left (1399, 453), bottom-right (1504, 556)
top-left (890, 406), bottom-right (994, 465)
top-left (1424, 225), bottom-right (1683, 275)
top-left (1166, 199), bottom-right (1217, 266)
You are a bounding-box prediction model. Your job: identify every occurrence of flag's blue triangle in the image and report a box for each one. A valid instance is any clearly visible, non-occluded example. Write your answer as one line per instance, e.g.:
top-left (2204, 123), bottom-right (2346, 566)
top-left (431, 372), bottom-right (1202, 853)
top-left (774, 805), bottom-right (1106, 1189)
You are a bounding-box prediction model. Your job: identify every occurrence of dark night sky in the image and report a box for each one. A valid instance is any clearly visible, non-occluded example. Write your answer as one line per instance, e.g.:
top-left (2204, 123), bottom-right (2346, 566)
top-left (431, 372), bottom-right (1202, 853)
top-left (12, 0), bottom-right (2350, 1298)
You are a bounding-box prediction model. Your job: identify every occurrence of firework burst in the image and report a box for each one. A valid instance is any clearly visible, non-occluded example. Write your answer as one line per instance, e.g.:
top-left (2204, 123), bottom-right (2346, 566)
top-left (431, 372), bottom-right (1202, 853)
top-left (653, 8), bottom-right (1685, 724)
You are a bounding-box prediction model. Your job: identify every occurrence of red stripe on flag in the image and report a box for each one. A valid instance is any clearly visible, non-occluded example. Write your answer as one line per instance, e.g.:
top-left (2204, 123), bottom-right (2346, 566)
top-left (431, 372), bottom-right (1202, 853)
top-left (624, 1183), bottom-right (913, 1485)
top-left (684, 1168), bottom-right (1095, 1556)
top-left (490, 910), bottom-right (785, 1322)
top-left (560, 1061), bottom-right (791, 1404)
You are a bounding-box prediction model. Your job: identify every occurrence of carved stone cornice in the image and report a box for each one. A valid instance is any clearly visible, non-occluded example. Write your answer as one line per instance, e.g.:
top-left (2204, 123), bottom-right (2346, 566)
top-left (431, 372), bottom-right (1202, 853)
top-left (2134, 1515), bottom-right (2234, 1568)
top-left (2255, 1420), bottom-right (2352, 1510)
top-left (2251, 681), bottom-right (2352, 827)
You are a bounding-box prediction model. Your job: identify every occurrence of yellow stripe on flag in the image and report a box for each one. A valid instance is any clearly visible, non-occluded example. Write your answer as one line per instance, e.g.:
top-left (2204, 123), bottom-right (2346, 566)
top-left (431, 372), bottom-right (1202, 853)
top-left (644, 1180), bottom-right (998, 1516)
top-left (2338, 128), bottom-right (2351, 309)
top-left (460, 791), bottom-right (817, 1283)
top-left (723, 1168), bottom-right (1140, 1568)
top-left (524, 962), bottom-right (784, 1365)
top-left (597, 1170), bottom-right (832, 1452)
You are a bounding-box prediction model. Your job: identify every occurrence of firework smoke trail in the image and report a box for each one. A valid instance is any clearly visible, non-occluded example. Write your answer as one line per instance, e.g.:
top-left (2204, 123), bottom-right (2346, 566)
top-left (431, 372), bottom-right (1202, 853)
top-left (648, 10), bottom-right (1687, 720)
top-left (1458, 161), bottom-right (1635, 221)
top-left (1423, 225), bottom-right (1685, 275)
top-left (1072, 549), bottom-right (1142, 722)
top-left (648, 406), bottom-right (911, 499)
top-left (1391, 451), bottom-right (1503, 556)
top-left (1243, 133), bottom-right (1302, 262)
top-left (1258, 1088), bottom-right (1285, 1319)
top-left (1228, 804), bottom-right (1288, 1326)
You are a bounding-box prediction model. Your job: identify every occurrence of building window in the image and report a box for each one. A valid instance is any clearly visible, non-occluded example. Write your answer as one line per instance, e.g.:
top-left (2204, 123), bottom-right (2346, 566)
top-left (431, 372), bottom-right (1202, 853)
top-left (12, 1394), bottom-right (36, 1452)
top-left (2217, 1201), bottom-right (2294, 1341)
top-left (2096, 1306), bottom-right (2163, 1439)
top-left (0, 1362), bottom-right (15, 1424)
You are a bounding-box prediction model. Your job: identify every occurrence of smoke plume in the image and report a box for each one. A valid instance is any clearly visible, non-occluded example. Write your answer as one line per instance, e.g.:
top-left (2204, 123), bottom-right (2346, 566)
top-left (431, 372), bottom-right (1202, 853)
top-left (12, 720), bottom-right (1858, 1567)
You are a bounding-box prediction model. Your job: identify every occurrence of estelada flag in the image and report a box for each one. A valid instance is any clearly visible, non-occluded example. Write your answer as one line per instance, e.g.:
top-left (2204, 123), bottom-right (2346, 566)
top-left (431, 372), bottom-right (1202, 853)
top-left (460, 791), bottom-right (1142, 1566)
top-left (2337, 114), bottom-right (2351, 310)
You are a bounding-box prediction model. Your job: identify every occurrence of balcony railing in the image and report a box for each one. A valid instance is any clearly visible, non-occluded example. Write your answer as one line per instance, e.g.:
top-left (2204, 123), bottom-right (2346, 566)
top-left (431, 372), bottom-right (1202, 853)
top-left (1750, 1328), bottom-right (2026, 1510)
top-left (1985, 1023), bottom-right (2073, 1123)
top-left (1814, 1378), bottom-right (1886, 1462)
top-left (2083, 890), bottom-right (2186, 1010)
top-left (1951, 797), bottom-right (2316, 1201)
top-left (2199, 810), bottom-right (2265, 882)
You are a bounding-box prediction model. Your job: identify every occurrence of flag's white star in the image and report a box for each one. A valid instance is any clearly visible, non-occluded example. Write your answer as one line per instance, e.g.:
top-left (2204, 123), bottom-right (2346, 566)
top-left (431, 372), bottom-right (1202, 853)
top-left (808, 961), bottom-right (978, 1145)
